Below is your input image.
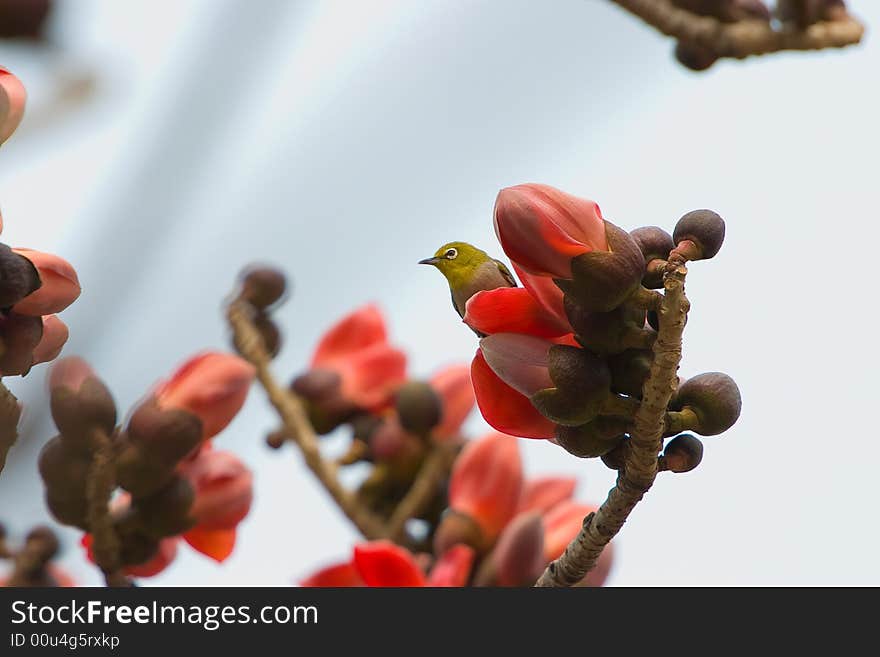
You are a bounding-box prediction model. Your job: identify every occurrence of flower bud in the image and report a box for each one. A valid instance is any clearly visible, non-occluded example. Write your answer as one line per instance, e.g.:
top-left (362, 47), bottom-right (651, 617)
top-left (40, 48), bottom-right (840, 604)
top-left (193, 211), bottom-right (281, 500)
top-left (662, 434), bottom-right (704, 473)
top-left (530, 345), bottom-right (612, 426)
top-left (11, 249), bottom-right (80, 316)
top-left (180, 449), bottom-right (253, 530)
top-left (630, 226), bottom-right (673, 289)
top-left (395, 381), bottom-right (442, 436)
top-left (114, 440), bottom-right (177, 499)
top-left (673, 209), bottom-right (726, 260)
top-left (124, 537), bottom-right (178, 577)
top-left (555, 417), bottom-right (628, 458)
top-left (131, 476), bottom-right (196, 538)
top-left (369, 417), bottom-right (421, 462)
top-left (608, 348), bottom-right (652, 397)
top-left (564, 301), bottom-right (649, 355)
top-left (32, 315), bottom-right (69, 365)
top-left (124, 397), bottom-right (203, 467)
top-left (564, 221), bottom-right (645, 313)
top-left (38, 435), bottom-right (90, 500)
top-left (494, 512), bottom-right (546, 586)
top-left (674, 42), bottom-right (718, 71)
top-left (239, 265), bottom-right (286, 309)
top-left (447, 432), bottom-right (523, 544)
top-left (291, 370), bottom-right (358, 434)
top-left (600, 438), bottom-right (629, 470)
top-left (0, 244), bottom-right (40, 307)
top-left (0, 312), bottom-right (42, 375)
top-left (433, 511), bottom-right (486, 555)
top-left (48, 357), bottom-right (117, 451)
top-left (0, 67), bottom-right (26, 144)
top-left (671, 372), bottom-right (741, 435)
top-left (154, 351), bottom-right (254, 440)
top-left (253, 311), bottom-right (281, 357)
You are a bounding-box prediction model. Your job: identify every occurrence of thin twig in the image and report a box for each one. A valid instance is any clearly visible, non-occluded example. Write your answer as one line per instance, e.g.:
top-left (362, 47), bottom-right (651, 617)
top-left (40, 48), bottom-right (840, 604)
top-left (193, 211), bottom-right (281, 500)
top-left (386, 443), bottom-right (458, 542)
top-left (227, 298), bottom-right (388, 540)
top-left (85, 430), bottom-right (128, 587)
top-left (535, 258), bottom-right (689, 587)
top-left (0, 382), bottom-right (21, 478)
top-left (610, 0), bottom-right (864, 59)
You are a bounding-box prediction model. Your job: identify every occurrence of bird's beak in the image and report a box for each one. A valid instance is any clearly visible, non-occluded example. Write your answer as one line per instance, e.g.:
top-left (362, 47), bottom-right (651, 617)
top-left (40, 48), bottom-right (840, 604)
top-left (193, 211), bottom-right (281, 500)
top-left (418, 257), bottom-right (441, 265)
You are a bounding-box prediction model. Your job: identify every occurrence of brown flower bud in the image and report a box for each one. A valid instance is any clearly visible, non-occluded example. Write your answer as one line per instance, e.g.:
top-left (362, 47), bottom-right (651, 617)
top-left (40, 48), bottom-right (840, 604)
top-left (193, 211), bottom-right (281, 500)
top-left (291, 369), bottom-right (357, 434)
top-left (125, 397), bottom-right (203, 466)
top-left (38, 435), bottom-right (89, 495)
top-left (530, 346), bottom-right (611, 426)
top-left (600, 438), bottom-right (629, 470)
top-left (253, 311), bottom-right (281, 357)
top-left (0, 243), bottom-right (40, 307)
top-left (673, 209), bottom-right (726, 260)
top-left (115, 440), bottom-right (177, 499)
top-left (563, 222), bottom-right (645, 313)
top-left (24, 526), bottom-right (59, 561)
top-left (555, 417), bottom-right (628, 458)
top-left (608, 349), bottom-right (652, 398)
top-left (493, 512), bottom-right (546, 587)
top-left (662, 433), bottom-right (704, 472)
top-left (130, 476), bottom-right (196, 539)
top-left (671, 372), bottom-right (741, 435)
top-left (630, 226), bottom-right (674, 288)
top-left (433, 511), bottom-right (487, 555)
top-left (0, 312), bottom-right (42, 375)
top-left (239, 265), bottom-right (287, 309)
top-left (49, 358), bottom-right (117, 452)
top-left (674, 41), bottom-right (718, 72)
top-left (395, 381), bottom-right (442, 436)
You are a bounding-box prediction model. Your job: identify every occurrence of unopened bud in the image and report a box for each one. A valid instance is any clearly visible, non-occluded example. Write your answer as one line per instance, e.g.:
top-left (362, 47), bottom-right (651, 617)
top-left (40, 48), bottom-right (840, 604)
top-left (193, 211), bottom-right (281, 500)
top-left (49, 358), bottom-right (117, 452)
top-left (674, 41), bottom-right (718, 72)
top-left (395, 381), bottom-right (442, 436)
top-left (0, 312), bottom-right (42, 375)
top-left (555, 417), bottom-right (628, 458)
top-left (239, 266), bottom-right (287, 309)
top-left (433, 511), bottom-right (486, 555)
top-left (0, 244), bottom-right (40, 307)
top-left (608, 348), bottom-right (652, 398)
top-left (671, 372), bottom-right (741, 435)
top-left (673, 209), bottom-right (726, 260)
top-left (630, 226), bottom-right (674, 289)
top-left (131, 476), bottom-right (196, 539)
top-left (494, 512), bottom-right (546, 587)
top-left (662, 433), bottom-right (704, 472)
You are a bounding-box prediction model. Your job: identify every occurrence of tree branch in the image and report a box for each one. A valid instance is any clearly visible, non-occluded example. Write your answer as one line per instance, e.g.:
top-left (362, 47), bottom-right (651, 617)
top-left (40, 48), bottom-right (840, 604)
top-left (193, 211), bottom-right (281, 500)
top-left (386, 443), bottom-right (458, 542)
top-left (227, 298), bottom-right (389, 540)
top-left (535, 258), bottom-right (689, 587)
top-left (610, 0), bottom-right (864, 59)
top-left (85, 429), bottom-right (128, 587)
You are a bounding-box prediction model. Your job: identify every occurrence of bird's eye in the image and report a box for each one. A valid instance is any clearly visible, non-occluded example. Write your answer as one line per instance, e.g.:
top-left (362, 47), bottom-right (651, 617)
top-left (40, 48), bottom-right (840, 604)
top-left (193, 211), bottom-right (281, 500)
top-left (445, 248), bottom-right (458, 259)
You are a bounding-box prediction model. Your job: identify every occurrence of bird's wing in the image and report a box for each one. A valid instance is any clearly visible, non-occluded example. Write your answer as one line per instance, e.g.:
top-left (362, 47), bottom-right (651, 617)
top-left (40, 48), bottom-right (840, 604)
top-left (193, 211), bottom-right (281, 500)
top-left (493, 259), bottom-right (518, 288)
top-left (451, 288), bottom-right (464, 319)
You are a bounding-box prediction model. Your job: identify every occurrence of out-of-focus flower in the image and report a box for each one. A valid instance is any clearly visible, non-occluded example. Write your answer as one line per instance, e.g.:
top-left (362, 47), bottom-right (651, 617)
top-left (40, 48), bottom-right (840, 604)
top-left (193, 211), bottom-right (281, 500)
top-left (426, 545), bottom-right (475, 587)
top-left (300, 562), bottom-right (365, 587)
top-left (446, 432), bottom-right (523, 543)
top-left (309, 304), bottom-right (407, 410)
top-left (179, 449), bottom-right (253, 530)
top-left (181, 526), bottom-right (237, 563)
top-left (517, 476), bottom-right (578, 515)
top-left (154, 351), bottom-right (255, 440)
top-left (0, 66), bottom-right (25, 145)
top-left (353, 541), bottom-right (426, 587)
top-left (542, 500), bottom-right (613, 586)
top-left (493, 183), bottom-right (608, 279)
top-left (429, 364), bottom-right (475, 438)
top-left (11, 248), bottom-right (80, 316)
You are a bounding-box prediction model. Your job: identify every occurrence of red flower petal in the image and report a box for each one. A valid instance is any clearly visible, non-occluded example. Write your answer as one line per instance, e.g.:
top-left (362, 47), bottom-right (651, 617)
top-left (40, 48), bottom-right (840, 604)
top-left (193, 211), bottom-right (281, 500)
top-left (183, 526), bottom-right (237, 563)
top-left (337, 342), bottom-right (407, 410)
top-left (543, 501), bottom-right (595, 562)
top-left (471, 350), bottom-right (556, 439)
top-left (512, 264), bottom-right (570, 328)
top-left (430, 364), bottom-right (475, 439)
top-left (427, 545), bottom-right (475, 587)
top-left (0, 68), bottom-right (26, 145)
top-left (311, 304), bottom-right (389, 367)
top-left (353, 541), bottom-right (426, 587)
top-left (464, 287), bottom-right (571, 338)
top-left (518, 477), bottom-right (578, 515)
top-left (448, 432), bottom-right (524, 541)
top-left (478, 333), bottom-right (554, 398)
top-left (300, 562), bottom-right (364, 587)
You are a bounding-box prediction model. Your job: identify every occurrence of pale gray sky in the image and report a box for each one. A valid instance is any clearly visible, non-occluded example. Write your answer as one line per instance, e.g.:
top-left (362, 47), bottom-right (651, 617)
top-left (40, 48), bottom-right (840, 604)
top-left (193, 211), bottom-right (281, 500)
top-left (0, 0), bottom-right (878, 585)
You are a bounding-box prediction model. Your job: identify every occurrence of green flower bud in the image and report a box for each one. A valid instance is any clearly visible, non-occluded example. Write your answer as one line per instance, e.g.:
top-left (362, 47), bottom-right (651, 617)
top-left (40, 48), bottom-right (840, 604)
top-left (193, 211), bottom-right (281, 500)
top-left (662, 433), bottom-right (704, 473)
top-left (395, 381), bottom-right (442, 436)
top-left (671, 372), bottom-right (741, 435)
top-left (563, 221), bottom-right (646, 313)
top-left (673, 209), bottom-right (726, 260)
top-left (530, 346), bottom-right (611, 426)
top-left (555, 417), bottom-right (628, 458)
top-left (630, 226), bottom-right (674, 289)
top-left (239, 265), bottom-right (287, 309)
top-left (565, 300), bottom-right (651, 355)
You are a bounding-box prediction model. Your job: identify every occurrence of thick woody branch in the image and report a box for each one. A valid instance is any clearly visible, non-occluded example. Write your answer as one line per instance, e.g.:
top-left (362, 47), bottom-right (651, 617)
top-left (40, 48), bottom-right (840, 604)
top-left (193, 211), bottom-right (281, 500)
top-left (386, 443), bottom-right (458, 542)
top-left (535, 259), bottom-right (689, 587)
top-left (227, 299), bottom-right (388, 540)
top-left (610, 0), bottom-right (864, 59)
top-left (85, 430), bottom-right (128, 587)
top-left (0, 382), bottom-right (20, 478)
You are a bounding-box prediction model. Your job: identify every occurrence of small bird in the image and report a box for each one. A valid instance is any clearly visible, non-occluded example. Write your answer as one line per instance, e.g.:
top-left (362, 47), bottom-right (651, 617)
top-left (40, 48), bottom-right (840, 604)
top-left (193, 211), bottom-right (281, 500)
top-left (419, 242), bottom-right (517, 329)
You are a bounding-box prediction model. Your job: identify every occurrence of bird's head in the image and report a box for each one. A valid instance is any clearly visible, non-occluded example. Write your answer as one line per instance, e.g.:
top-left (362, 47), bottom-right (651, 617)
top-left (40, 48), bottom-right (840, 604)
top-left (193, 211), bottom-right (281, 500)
top-left (418, 241), bottom-right (489, 287)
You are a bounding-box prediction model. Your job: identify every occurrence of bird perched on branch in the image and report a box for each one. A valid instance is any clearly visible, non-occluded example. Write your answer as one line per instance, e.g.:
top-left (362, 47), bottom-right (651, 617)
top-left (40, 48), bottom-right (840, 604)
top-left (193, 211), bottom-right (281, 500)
top-left (419, 242), bottom-right (517, 332)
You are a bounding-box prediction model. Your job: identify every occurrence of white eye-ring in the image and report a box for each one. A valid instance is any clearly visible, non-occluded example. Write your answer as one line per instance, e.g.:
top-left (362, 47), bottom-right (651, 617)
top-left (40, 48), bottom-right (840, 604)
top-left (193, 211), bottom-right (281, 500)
top-left (445, 248), bottom-right (458, 259)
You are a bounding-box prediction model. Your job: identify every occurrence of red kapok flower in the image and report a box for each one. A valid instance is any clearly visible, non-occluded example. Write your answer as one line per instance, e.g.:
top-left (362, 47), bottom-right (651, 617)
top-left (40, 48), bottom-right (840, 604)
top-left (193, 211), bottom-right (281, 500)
top-left (352, 540), bottom-right (426, 587)
top-left (310, 304), bottom-right (407, 410)
top-left (448, 432), bottom-right (524, 541)
top-left (155, 351), bottom-right (255, 440)
top-left (493, 183), bottom-right (608, 279)
top-left (32, 315), bottom-right (69, 365)
top-left (517, 476), bottom-right (578, 515)
top-left (182, 526), bottom-right (237, 563)
top-left (300, 562), bottom-right (364, 587)
top-left (81, 534), bottom-right (178, 579)
top-left (0, 67), bottom-right (26, 145)
top-left (427, 544), bottom-right (475, 587)
top-left (179, 449), bottom-right (253, 530)
top-left (11, 249), bottom-right (80, 317)
top-left (464, 287), bottom-right (570, 339)
top-left (429, 364), bottom-right (475, 438)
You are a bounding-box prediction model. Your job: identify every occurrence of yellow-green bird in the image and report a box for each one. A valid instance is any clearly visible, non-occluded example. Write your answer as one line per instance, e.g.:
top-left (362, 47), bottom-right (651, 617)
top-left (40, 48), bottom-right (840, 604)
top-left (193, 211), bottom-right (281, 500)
top-left (419, 242), bottom-right (517, 329)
